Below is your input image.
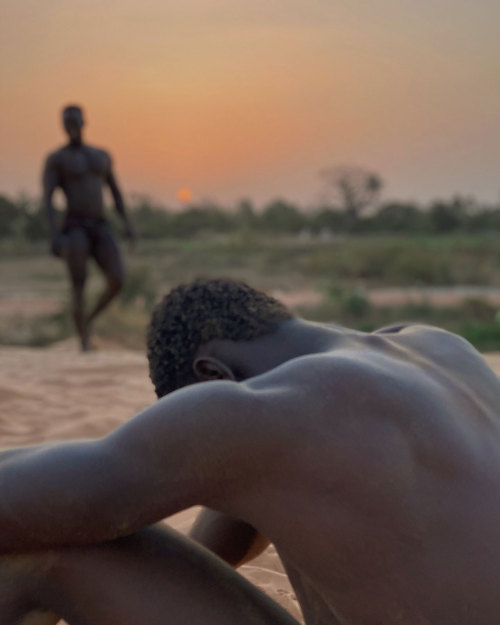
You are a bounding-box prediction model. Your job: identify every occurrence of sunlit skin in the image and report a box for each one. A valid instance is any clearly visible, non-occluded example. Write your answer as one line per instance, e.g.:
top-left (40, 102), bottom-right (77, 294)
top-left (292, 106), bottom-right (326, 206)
top-left (42, 106), bottom-right (136, 351)
top-left (1, 302), bottom-right (500, 624)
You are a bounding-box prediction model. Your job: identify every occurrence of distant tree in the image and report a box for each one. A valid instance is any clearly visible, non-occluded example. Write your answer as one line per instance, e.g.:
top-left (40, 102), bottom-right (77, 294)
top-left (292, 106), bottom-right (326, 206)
top-left (466, 207), bottom-right (500, 232)
top-left (309, 207), bottom-right (350, 234)
top-left (128, 194), bottom-right (171, 239)
top-left (0, 194), bottom-right (24, 238)
top-left (24, 203), bottom-right (51, 241)
top-left (259, 199), bottom-right (305, 234)
top-left (236, 199), bottom-right (258, 231)
top-left (320, 165), bottom-right (383, 222)
top-left (372, 202), bottom-right (423, 233)
top-left (169, 203), bottom-right (235, 237)
top-left (427, 197), bottom-right (470, 234)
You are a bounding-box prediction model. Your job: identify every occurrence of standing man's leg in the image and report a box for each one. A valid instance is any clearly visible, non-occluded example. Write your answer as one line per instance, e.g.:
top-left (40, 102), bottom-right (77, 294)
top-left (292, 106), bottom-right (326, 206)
top-left (85, 226), bottom-right (124, 339)
top-left (1, 525), bottom-right (300, 625)
top-left (63, 228), bottom-right (91, 352)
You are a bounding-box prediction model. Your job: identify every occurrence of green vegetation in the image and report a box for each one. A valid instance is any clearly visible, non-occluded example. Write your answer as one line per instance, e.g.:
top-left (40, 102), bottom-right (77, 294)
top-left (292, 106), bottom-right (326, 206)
top-left (1, 191), bottom-right (500, 351)
top-left (299, 287), bottom-right (500, 353)
top-left (1, 192), bottom-right (500, 242)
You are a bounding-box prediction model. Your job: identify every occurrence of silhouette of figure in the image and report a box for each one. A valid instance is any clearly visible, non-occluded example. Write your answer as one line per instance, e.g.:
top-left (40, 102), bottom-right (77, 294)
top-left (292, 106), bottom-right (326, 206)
top-left (42, 105), bottom-right (135, 351)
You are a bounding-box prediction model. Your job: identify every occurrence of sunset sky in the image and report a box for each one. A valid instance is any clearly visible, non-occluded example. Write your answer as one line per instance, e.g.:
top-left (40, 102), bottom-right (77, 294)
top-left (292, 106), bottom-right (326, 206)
top-left (1, 0), bottom-right (499, 207)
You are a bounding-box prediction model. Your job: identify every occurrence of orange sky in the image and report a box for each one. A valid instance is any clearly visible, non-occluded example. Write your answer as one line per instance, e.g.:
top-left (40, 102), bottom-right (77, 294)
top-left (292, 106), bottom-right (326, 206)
top-left (1, 0), bottom-right (499, 206)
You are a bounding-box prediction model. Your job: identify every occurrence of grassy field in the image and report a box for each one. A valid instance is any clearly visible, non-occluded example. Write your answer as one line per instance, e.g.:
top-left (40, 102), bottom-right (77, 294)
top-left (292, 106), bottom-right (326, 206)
top-left (2, 233), bottom-right (500, 351)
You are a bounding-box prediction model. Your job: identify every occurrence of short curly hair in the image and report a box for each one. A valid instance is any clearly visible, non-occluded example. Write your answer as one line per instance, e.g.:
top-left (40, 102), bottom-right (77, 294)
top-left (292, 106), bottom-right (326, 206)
top-left (146, 278), bottom-right (294, 397)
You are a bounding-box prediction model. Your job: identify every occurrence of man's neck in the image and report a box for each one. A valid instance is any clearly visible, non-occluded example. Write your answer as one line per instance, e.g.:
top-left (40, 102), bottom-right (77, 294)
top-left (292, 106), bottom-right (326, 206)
top-left (68, 137), bottom-right (83, 148)
top-left (264, 318), bottom-right (346, 360)
top-left (210, 319), bottom-right (348, 381)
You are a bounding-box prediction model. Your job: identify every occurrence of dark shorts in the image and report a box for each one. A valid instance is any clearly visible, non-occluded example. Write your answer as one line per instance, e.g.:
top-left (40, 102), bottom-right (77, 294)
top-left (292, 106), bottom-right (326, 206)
top-left (60, 217), bottom-right (115, 257)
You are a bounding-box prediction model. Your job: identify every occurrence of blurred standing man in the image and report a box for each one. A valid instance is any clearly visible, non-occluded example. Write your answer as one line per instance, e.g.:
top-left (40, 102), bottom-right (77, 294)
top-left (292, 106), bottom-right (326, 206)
top-left (42, 105), bottom-right (135, 351)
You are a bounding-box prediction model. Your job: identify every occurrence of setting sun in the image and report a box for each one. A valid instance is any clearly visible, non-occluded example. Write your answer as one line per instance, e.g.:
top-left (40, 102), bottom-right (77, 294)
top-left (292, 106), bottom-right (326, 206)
top-left (176, 188), bottom-right (193, 204)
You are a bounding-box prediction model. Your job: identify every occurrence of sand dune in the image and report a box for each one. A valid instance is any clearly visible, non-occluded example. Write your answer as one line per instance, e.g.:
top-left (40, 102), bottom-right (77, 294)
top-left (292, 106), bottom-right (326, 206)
top-left (0, 340), bottom-right (302, 622)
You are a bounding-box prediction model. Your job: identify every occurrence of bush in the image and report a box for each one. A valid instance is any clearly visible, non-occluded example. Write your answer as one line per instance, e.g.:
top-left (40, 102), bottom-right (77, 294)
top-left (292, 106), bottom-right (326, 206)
top-left (120, 264), bottom-right (157, 310)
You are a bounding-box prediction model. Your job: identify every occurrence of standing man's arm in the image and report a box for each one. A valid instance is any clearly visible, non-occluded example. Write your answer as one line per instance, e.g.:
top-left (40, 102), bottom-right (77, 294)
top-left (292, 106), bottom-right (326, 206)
top-left (106, 157), bottom-right (135, 248)
top-left (42, 153), bottom-right (62, 257)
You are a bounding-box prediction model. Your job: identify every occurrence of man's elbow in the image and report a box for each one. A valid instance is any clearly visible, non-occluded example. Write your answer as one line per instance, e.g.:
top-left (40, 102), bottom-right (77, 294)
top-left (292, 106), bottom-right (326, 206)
top-left (189, 511), bottom-right (270, 568)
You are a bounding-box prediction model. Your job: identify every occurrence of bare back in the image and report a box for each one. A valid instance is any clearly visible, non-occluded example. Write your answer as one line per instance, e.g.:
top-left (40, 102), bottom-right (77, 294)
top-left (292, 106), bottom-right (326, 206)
top-left (227, 326), bottom-right (500, 624)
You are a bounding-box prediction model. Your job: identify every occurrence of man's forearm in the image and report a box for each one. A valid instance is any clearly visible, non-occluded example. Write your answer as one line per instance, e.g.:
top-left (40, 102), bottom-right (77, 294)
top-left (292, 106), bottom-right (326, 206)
top-left (113, 190), bottom-right (126, 218)
top-left (110, 188), bottom-right (129, 223)
top-left (114, 194), bottom-right (135, 238)
top-left (108, 171), bottom-right (134, 237)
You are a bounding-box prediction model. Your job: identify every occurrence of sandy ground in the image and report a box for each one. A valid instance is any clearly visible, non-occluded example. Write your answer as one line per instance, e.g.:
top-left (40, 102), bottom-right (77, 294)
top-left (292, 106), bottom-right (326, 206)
top-left (277, 286), bottom-right (500, 309)
top-left (4, 285), bottom-right (500, 323)
top-left (0, 340), bottom-right (303, 623)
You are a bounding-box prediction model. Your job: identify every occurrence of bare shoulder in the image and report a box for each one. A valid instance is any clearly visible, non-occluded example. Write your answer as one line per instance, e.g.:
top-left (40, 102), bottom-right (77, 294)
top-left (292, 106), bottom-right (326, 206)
top-left (242, 346), bottom-right (469, 461)
top-left (102, 366), bottom-right (369, 511)
top-left (377, 322), bottom-right (470, 346)
top-left (93, 145), bottom-right (111, 158)
top-left (386, 323), bottom-right (495, 378)
top-left (81, 142), bottom-right (108, 154)
top-left (246, 350), bottom-right (402, 406)
top-left (109, 378), bottom-right (261, 443)
top-left (87, 144), bottom-right (112, 164)
top-left (104, 379), bottom-right (287, 506)
top-left (384, 322), bottom-right (475, 349)
top-left (43, 147), bottom-right (65, 167)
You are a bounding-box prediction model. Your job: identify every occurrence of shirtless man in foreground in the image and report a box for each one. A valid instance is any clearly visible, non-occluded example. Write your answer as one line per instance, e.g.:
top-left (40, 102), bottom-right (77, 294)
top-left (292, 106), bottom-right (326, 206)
top-left (1, 278), bottom-right (500, 625)
top-left (43, 105), bottom-right (135, 351)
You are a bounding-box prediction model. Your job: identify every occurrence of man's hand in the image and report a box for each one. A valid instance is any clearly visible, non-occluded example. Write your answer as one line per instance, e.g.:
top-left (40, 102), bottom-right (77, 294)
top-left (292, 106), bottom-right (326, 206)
top-left (50, 234), bottom-right (66, 259)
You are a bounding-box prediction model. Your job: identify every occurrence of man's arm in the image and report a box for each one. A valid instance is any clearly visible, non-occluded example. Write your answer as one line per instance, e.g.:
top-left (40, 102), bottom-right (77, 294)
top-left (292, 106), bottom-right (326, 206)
top-left (0, 380), bottom-right (270, 554)
top-left (106, 158), bottom-right (135, 244)
top-left (42, 153), bottom-right (62, 255)
top-left (190, 508), bottom-right (270, 568)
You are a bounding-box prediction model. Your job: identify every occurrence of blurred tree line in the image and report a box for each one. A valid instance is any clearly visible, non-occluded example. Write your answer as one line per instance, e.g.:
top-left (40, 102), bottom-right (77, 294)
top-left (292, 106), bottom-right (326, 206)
top-left (1, 191), bottom-right (500, 242)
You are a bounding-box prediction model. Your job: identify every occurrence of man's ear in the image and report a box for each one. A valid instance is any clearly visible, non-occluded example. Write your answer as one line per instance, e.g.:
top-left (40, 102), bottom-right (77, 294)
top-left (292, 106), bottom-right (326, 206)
top-left (193, 356), bottom-right (236, 382)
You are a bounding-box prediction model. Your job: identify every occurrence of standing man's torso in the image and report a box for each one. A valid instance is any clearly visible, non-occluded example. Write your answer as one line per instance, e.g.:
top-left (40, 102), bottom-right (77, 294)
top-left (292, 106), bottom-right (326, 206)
top-left (220, 325), bottom-right (500, 625)
top-left (47, 144), bottom-right (111, 219)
